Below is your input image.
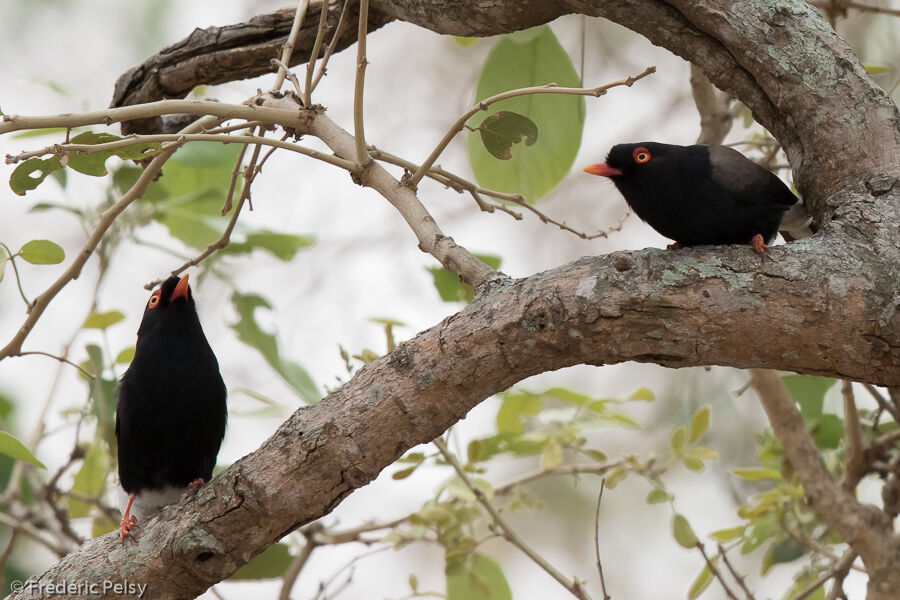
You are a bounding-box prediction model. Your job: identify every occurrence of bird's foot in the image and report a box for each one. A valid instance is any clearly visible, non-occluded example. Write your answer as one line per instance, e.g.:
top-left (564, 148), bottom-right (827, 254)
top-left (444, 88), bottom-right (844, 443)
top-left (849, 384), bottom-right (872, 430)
top-left (666, 241), bottom-right (687, 250)
top-left (188, 478), bottom-right (206, 491)
top-left (749, 234), bottom-right (768, 254)
top-left (119, 492), bottom-right (137, 540)
top-left (119, 514), bottom-right (136, 539)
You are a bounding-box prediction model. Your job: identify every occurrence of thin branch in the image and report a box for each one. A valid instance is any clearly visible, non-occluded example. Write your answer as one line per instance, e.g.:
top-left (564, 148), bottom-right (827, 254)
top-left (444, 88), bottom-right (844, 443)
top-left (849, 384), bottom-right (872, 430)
top-left (9, 132), bottom-right (356, 172)
top-left (407, 66), bottom-right (656, 188)
top-left (0, 512), bottom-right (69, 556)
top-left (12, 351), bottom-right (95, 379)
top-left (863, 383), bottom-right (900, 423)
top-left (369, 147), bottom-right (630, 240)
top-left (0, 243), bottom-right (31, 306)
top-left (311, 0), bottom-right (353, 93)
top-left (0, 99), bottom-right (314, 136)
top-left (278, 533), bottom-right (318, 600)
top-left (694, 543), bottom-right (739, 600)
top-left (271, 0), bottom-right (311, 94)
top-left (304, 0), bottom-right (331, 105)
top-left (792, 550), bottom-right (858, 600)
top-left (594, 479), bottom-right (611, 600)
top-left (840, 381), bottom-right (865, 491)
top-left (716, 544), bottom-right (755, 600)
top-left (433, 438), bottom-right (593, 600)
top-left (353, 0), bottom-right (370, 165)
top-left (221, 140), bottom-right (251, 216)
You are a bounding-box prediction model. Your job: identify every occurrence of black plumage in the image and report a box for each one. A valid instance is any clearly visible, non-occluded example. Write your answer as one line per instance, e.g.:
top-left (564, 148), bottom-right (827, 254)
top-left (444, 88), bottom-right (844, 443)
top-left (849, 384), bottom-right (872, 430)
top-left (583, 142), bottom-right (803, 252)
top-left (115, 273), bottom-right (226, 538)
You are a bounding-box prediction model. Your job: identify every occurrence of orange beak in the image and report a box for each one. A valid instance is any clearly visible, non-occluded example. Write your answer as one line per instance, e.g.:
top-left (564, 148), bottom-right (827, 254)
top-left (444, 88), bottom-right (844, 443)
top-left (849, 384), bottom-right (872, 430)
top-left (170, 273), bottom-right (190, 301)
top-left (582, 163), bottom-right (623, 178)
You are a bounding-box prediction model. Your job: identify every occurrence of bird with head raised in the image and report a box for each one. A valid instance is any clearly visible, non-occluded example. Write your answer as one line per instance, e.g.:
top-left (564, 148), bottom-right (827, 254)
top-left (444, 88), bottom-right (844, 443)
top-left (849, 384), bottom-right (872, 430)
top-left (115, 273), bottom-right (227, 539)
top-left (583, 142), bottom-right (811, 253)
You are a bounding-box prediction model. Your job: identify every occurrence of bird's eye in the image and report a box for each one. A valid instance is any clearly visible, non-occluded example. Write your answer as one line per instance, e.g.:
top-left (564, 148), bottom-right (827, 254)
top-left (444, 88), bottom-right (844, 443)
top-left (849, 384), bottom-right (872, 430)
top-left (148, 292), bottom-right (161, 309)
top-left (633, 147), bottom-right (651, 164)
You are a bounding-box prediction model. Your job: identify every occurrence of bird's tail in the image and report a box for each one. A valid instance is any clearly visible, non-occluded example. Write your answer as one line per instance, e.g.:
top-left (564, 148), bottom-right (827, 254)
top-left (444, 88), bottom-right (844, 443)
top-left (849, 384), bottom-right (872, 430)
top-left (779, 200), bottom-right (817, 241)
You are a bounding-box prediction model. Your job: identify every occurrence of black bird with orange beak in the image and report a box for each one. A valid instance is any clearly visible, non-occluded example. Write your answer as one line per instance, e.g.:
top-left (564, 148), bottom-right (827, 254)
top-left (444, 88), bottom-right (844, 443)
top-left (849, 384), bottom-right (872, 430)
top-left (583, 142), bottom-right (809, 252)
top-left (115, 273), bottom-right (227, 539)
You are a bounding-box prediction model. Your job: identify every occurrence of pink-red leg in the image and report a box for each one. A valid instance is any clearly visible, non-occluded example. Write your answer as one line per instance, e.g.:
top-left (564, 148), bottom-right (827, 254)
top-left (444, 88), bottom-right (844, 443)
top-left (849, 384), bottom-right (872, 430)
top-left (749, 234), bottom-right (768, 254)
top-left (119, 493), bottom-right (137, 539)
top-left (188, 478), bottom-right (205, 491)
top-left (666, 241), bottom-right (687, 250)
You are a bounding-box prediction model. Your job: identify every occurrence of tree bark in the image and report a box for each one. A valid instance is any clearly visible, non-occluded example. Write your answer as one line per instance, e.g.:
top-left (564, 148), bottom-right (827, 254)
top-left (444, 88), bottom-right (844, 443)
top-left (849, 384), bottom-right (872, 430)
top-left (11, 1), bottom-right (900, 599)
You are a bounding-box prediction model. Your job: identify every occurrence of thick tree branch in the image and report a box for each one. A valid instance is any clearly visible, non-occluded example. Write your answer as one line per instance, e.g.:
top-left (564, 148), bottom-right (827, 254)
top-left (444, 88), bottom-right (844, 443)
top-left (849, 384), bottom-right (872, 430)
top-left (10, 235), bottom-right (900, 599)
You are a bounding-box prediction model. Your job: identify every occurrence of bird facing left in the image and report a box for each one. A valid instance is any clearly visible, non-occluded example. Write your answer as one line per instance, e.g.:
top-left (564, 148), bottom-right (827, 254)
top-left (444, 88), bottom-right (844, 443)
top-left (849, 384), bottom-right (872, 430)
top-left (115, 273), bottom-right (227, 539)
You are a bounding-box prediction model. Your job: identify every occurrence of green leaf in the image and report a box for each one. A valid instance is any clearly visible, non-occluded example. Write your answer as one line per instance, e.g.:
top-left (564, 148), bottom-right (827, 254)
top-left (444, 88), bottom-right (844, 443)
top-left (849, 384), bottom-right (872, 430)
top-left (646, 489), bottom-right (670, 504)
top-left (0, 258), bottom-right (5, 284)
top-left (224, 230), bottom-right (315, 261)
top-left (230, 543), bottom-right (293, 580)
top-left (0, 431), bottom-right (46, 469)
top-left (783, 375), bottom-right (836, 420)
top-left (467, 26), bottom-right (584, 201)
top-left (672, 513), bottom-right (698, 549)
top-left (682, 457), bottom-right (705, 472)
top-left (629, 387), bottom-right (654, 401)
top-left (476, 111), bottom-right (538, 160)
top-left (82, 310), bottom-right (125, 330)
top-left (91, 514), bottom-right (118, 537)
top-left (85, 344), bottom-right (117, 451)
top-left (18, 239), bottom-right (65, 265)
top-left (768, 537), bottom-right (806, 565)
top-left (10, 157), bottom-right (63, 195)
top-left (685, 446), bottom-right (719, 461)
top-left (687, 560), bottom-right (716, 599)
top-left (669, 425), bottom-right (688, 455)
top-left (689, 405), bottom-right (711, 442)
top-left (446, 554), bottom-right (512, 600)
top-left (392, 465), bottom-right (419, 480)
top-left (230, 292), bottom-right (321, 403)
top-left (496, 391), bottom-right (543, 434)
top-left (732, 467), bottom-right (783, 481)
top-left (454, 37), bottom-right (478, 47)
top-left (809, 413), bottom-right (843, 449)
top-left (428, 253), bottom-right (502, 303)
top-left (67, 444), bottom-right (109, 518)
top-left (115, 347), bottom-right (136, 364)
top-left (710, 526), bottom-right (746, 542)
top-left (541, 440), bottom-right (563, 470)
top-left (864, 64), bottom-right (889, 75)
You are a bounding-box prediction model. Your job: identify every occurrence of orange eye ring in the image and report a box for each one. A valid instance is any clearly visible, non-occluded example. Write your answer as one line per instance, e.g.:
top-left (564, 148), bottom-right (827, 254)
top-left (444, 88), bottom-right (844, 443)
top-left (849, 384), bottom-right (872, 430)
top-left (633, 147), bottom-right (651, 164)
top-left (148, 292), bottom-right (161, 309)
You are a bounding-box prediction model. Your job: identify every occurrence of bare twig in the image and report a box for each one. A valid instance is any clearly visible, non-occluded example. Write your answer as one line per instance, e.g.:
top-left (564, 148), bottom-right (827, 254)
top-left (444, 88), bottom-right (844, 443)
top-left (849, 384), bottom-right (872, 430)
top-left (694, 543), bottom-right (739, 600)
top-left (310, 0), bottom-right (353, 93)
top-left (353, 0), bottom-right (370, 165)
top-left (594, 479), bottom-right (611, 600)
top-left (278, 533), bottom-right (318, 600)
top-left (863, 383), bottom-right (900, 423)
top-left (304, 0), bottom-right (331, 105)
top-left (792, 550), bottom-right (858, 600)
top-left (271, 0), bottom-right (311, 94)
top-left (433, 437), bottom-right (593, 600)
top-left (716, 544), bottom-right (755, 600)
top-left (9, 132), bottom-right (356, 172)
top-left (690, 64), bottom-right (733, 145)
top-left (407, 66), bottom-right (656, 189)
top-left (13, 351), bottom-right (95, 379)
top-left (840, 381), bottom-right (865, 491)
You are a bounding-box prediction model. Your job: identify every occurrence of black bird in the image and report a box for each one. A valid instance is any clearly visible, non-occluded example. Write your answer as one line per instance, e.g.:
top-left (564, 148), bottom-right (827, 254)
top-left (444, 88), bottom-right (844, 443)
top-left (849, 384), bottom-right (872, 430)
top-left (115, 273), bottom-right (226, 539)
top-left (583, 142), bottom-right (811, 252)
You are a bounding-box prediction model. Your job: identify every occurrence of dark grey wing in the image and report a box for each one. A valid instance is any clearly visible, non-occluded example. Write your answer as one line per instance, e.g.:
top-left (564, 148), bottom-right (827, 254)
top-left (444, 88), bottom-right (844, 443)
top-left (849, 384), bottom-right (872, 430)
top-left (707, 145), bottom-right (798, 207)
